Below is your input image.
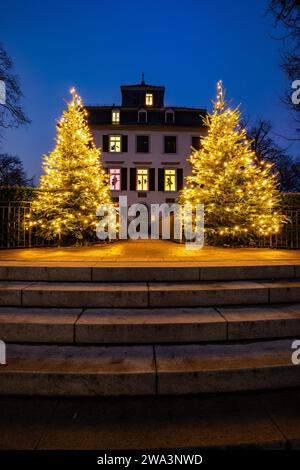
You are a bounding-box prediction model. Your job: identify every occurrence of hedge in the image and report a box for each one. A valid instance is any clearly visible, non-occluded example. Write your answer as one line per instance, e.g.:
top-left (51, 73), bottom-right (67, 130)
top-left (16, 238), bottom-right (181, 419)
top-left (0, 186), bottom-right (36, 202)
top-left (281, 193), bottom-right (300, 210)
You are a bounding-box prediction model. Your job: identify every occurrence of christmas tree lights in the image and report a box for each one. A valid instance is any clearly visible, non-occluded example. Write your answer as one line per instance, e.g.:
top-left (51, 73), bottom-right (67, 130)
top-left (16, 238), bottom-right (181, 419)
top-left (29, 88), bottom-right (114, 244)
top-left (178, 81), bottom-right (285, 245)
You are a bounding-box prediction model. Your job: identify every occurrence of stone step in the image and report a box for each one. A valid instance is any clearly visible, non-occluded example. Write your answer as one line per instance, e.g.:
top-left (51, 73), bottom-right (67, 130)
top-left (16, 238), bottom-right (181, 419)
top-left (0, 307), bottom-right (83, 343)
top-left (0, 263), bottom-right (298, 283)
top-left (76, 304), bottom-right (300, 344)
top-left (1, 304), bottom-right (300, 344)
top-left (0, 339), bottom-right (298, 396)
top-left (0, 344), bottom-right (156, 396)
top-left (148, 280), bottom-right (300, 307)
top-left (218, 304), bottom-right (300, 341)
top-left (1, 279), bottom-right (300, 308)
top-left (156, 339), bottom-right (300, 395)
top-left (75, 307), bottom-right (226, 344)
top-left (0, 282), bottom-right (149, 308)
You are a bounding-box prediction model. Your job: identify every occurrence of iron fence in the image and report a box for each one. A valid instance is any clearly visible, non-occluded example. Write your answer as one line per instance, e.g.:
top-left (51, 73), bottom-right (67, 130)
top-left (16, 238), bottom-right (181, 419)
top-left (0, 201), bottom-right (32, 248)
top-left (257, 210), bottom-right (300, 249)
top-left (0, 201), bottom-right (54, 249)
top-left (0, 201), bottom-right (299, 249)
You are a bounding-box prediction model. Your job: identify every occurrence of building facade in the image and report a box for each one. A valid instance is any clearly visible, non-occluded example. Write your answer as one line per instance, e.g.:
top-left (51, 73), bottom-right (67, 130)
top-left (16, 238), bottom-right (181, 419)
top-left (87, 78), bottom-right (207, 209)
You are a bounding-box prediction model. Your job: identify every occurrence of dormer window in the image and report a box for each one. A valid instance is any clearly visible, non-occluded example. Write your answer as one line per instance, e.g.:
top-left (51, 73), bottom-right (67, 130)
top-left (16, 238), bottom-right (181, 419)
top-left (138, 109), bottom-right (147, 124)
top-left (145, 93), bottom-right (153, 106)
top-left (112, 110), bottom-right (120, 124)
top-left (165, 109), bottom-right (174, 124)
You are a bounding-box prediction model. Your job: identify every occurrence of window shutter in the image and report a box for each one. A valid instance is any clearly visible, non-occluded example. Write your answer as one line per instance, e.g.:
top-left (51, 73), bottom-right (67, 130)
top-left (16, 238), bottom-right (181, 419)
top-left (177, 169), bottom-right (183, 191)
top-left (192, 137), bottom-right (201, 151)
top-left (121, 168), bottom-right (127, 190)
top-left (122, 135), bottom-right (128, 152)
top-left (149, 168), bottom-right (155, 191)
top-left (130, 168), bottom-right (136, 190)
top-left (102, 135), bottom-right (109, 152)
top-left (158, 168), bottom-right (164, 191)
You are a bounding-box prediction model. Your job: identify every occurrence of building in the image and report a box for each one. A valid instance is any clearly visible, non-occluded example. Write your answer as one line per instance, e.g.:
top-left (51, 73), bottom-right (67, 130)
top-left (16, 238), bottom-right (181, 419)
top-left (87, 76), bottom-right (207, 209)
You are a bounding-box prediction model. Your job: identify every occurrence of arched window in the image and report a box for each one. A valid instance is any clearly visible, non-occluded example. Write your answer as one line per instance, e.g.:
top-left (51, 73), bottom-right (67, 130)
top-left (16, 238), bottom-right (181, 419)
top-left (165, 109), bottom-right (174, 124)
top-left (138, 109), bottom-right (147, 124)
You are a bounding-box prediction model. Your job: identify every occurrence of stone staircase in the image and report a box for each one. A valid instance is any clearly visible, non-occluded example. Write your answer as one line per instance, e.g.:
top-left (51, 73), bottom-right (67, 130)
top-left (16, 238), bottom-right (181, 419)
top-left (0, 263), bottom-right (300, 396)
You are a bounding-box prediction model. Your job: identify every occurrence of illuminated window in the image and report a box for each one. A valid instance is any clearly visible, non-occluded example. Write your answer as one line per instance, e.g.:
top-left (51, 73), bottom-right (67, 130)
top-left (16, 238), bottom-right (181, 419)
top-left (164, 169), bottom-right (176, 191)
top-left (136, 168), bottom-right (148, 191)
top-left (145, 93), bottom-right (153, 106)
top-left (109, 135), bottom-right (121, 152)
top-left (112, 110), bottom-right (120, 124)
top-left (109, 168), bottom-right (121, 191)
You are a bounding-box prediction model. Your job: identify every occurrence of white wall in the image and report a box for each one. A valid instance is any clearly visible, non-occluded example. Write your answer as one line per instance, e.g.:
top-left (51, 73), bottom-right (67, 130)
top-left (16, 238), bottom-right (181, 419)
top-left (93, 129), bottom-right (205, 206)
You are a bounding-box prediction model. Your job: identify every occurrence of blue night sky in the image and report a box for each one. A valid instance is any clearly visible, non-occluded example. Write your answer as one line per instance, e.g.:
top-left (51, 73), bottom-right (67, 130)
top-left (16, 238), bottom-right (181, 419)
top-left (1, 0), bottom-right (297, 182)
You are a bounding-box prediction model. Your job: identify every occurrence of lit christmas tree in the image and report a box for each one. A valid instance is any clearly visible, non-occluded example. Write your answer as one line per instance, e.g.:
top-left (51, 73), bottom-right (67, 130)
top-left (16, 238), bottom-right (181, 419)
top-left (30, 88), bottom-right (114, 244)
top-left (179, 81), bottom-right (285, 245)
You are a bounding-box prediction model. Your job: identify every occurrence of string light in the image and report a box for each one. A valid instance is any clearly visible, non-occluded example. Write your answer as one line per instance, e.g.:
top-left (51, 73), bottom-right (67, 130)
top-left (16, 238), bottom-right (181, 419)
top-left (178, 81), bottom-right (285, 244)
top-left (29, 88), bottom-right (115, 243)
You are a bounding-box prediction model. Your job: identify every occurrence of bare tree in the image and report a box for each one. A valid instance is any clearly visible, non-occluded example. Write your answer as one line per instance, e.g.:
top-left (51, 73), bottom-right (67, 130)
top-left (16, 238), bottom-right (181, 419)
top-left (269, 0), bottom-right (300, 41)
top-left (0, 44), bottom-right (30, 135)
top-left (248, 119), bottom-right (300, 191)
top-left (268, 1), bottom-right (300, 137)
top-left (0, 154), bottom-right (33, 186)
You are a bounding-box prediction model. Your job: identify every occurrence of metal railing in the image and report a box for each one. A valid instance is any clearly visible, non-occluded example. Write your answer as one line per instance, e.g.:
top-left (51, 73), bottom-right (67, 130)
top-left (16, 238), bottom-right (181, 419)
top-left (0, 201), bottom-right (299, 249)
top-left (257, 210), bottom-right (300, 249)
top-left (0, 201), bottom-right (55, 249)
top-left (0, 201), bottom-right (32, 248)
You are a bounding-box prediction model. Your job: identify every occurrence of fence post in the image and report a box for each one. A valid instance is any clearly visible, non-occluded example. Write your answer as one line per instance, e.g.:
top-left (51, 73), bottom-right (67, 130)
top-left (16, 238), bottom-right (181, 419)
top-left (28, 202), bottom-right (32, 248)
top-left (7, 202), bottom-right (11, 248)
